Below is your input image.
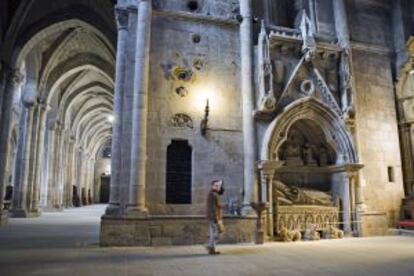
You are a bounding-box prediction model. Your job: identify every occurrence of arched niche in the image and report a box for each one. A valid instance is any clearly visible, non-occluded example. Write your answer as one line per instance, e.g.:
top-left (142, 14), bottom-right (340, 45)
top-left (260, 97), bottom-right (358, 191)
top-left (261, 97), bottom-right (357, 165)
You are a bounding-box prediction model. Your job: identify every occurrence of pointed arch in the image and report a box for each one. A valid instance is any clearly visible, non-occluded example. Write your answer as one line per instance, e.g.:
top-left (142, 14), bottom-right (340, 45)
top-left (261, 97), bottom-right (357, 165)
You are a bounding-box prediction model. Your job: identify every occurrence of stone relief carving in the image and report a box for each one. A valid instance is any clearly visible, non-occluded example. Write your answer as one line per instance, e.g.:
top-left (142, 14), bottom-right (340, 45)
top-left (276, 205), bottom-right (340, 240)
top-left (255, 21), bottom-right (276, 118)
top-left (312, 68), bottom-right (342, 115)
top-left (172, 66), bottom-right (193, 82)
top-left (339, 49), bottom-right (354, 116)
top-left (175, 86), bottom-right (188, 97)
top-left (161, 58), bottom-right (195, 82)
top-left (278, 131), bottom-right (333, 167)
top-left (192, 58), bottom-right (205, 71)
top-left (298, 10), bottom-right (316, 62)
top-left (169, 113), bottom-right (193, 128)
top-left (299, 79), bottom-right (314, 96)
top-left (274, 181), bottom-right (337, 207)
top-left (279, 227), bottom-right (302, 242)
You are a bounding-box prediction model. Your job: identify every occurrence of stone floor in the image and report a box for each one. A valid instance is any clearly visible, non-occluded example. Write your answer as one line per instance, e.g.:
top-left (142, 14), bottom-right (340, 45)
top-left (0, 205), bottom-right (413, 276)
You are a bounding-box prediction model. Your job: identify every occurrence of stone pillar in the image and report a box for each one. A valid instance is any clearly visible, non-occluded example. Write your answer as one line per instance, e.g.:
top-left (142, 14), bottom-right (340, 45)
top-left (65, 137), bottom-right (75, 207)
top-left (45, 127), bottom-right (56, 208)
top-left (106, 6), bottom-right (129, 215)
top-left (264, 173), bottom-right (274, 238)
top-left (353, 173), bottom-right (365, 236)
top-left (29, 103), bottom-right (46, 214)
top-left (333, 0), bottom-right (353, 113)
top-left (54, 125), bottom-right (63, 209)
top-left (240, 0), bottom-right (257, 212)
top-left (341, 173), bottom-right (352, 235)
top-left (0, 70), bottom-right (23, 223)
top-left (258, 160), bottom-right (284, 240)
top-left (343, 164), bottom-right (364, 236)
top-left (11, 104), bottom-right (35, 217)
top-left (392, 0), bottom-right (408, 75)
top-left (35, 104), bottom-right (49, 209)
top-left (332, 171), bottom-right (352, 235)
top-left (128, 0), bottom-right (152, 215)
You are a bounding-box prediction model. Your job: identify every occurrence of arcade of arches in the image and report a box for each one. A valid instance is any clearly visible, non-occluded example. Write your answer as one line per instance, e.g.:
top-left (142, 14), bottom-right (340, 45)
top-left (1, 0), bottom-right (414, 247)
top-left (0, 0), bottom-right (116, 218)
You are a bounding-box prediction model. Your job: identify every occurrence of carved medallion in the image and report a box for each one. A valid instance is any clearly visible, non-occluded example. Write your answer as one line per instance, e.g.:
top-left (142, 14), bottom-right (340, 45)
top-left (169, 113), bottom-right (193, 129)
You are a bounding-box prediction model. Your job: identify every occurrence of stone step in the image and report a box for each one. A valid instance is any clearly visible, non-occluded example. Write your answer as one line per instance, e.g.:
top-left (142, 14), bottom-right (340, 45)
top-left (388, 228), bottom-right (414, 236)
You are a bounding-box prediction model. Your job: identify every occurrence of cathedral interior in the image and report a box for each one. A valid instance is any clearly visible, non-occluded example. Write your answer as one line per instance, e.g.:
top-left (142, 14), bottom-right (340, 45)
top-left (1, 0), bottom-right (414, 275)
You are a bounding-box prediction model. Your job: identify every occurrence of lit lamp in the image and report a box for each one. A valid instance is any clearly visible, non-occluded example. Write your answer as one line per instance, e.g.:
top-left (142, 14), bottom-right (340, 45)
top-left (200, 99), bottom-right (209, 136)
top-left (196, 85), bottom-right (215, 136)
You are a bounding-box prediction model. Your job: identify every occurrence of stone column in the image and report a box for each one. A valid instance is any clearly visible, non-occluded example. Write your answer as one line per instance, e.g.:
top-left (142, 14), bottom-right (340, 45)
top-left (11, 104), bottom-right (35, 217)
top-left (28, 103), bottom-right (44, 214)
top-left (33, 104), bottom-right (48, 211)
top-left (240, 0), bottom-right (257, 212)
top-left (65, 137), bottom-right (75, 207)
top-left (0, 70), bottom-right (23, 223)
top-left (106, 6), bottom-right (129, 215)
top-left (392, 0), bottom-right (408, 75)
top-left (353, 173), bottom-right (365, 236)
top-left (343, 164), bottom-right (364, 236)
top-left (54, 124), bottom-right (63, 208)
top-left (341, 173), bottom-right (352, 235)
top-left (128, 0), bottom-right (152, 215)
top-left (332, 171), bottom-right (352, 235)
top-left (333, 0), bottom-right (353, 112)
top-left (264, 173), bottom-right (274, 238)
top-left (257, 160), bottom-right (284, 240)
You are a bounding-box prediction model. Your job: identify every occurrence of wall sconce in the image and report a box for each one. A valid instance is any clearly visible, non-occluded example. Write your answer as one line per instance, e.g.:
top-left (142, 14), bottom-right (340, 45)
top-left (200, 99), bottom-right (209, 136)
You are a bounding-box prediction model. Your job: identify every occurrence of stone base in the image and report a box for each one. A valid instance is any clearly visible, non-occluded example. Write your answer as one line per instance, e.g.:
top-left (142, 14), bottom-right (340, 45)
top-left (100, 215), bottom-right (256, 247)
top-left (105, 204), bottom-right (122, 216)
top-left (361, 212), bottom-right (388, 236)
top-left (0, 211), bottom-right (8, 225)
top-left (10, 208), bottom-right (41, 218)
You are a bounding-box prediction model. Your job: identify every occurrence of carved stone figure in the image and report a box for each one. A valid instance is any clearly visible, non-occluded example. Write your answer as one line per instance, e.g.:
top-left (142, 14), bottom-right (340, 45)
top-left (303, 143), bottom-right (317, 166)
top-left (279, 227), bottom-right (301, 242)
top-left (257, 20), bottom-right (276, 114)
top-left (319, 144), bottom-right (329, 166)
top-left (274, 180), bottom-right (335, 207)
top-left (323, 225), bottom-right (344, 239)
top-left (284, 142), bottom-right (303, 166)
top-left (298, 10), bottom-right (316, 62)
top-left (304, 224), bottom-right (320, 240)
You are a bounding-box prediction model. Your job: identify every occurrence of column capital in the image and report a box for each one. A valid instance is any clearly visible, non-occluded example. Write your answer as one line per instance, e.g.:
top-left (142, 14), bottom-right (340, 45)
top-left (257, 160), bottom-right (285, 178)
top-left (115, 6), bottom-right (129, 30)
top-left (343, 163), bottom-right (364, 178)
top-left (6, 69), bottom-right (24, 86)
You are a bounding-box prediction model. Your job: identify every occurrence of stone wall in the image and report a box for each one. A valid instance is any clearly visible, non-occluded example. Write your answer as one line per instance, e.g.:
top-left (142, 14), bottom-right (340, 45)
top-left (100, 216), bottom-right (256, 246)
top-left (146, 13), bottom-right (243, 216)
top-left (353, 49), bottom-right (405, 235)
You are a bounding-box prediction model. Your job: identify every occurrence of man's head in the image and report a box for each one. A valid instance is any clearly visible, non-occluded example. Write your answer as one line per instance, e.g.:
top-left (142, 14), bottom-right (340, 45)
top-left (211, 179), bottom-right (223, 192)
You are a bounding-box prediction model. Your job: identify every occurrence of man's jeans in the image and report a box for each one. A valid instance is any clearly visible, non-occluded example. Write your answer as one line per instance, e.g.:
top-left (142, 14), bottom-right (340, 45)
top-left (208, 221), bottom-right (218, 248)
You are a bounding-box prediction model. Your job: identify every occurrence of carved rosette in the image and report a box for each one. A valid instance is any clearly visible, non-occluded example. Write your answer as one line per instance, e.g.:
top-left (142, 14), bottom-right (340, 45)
top-left (169, 113), bottom-right (193, 129)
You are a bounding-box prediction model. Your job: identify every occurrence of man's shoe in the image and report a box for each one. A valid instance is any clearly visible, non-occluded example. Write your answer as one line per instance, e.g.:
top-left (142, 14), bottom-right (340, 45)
top-left (208, 248), bottom-right (220, 255)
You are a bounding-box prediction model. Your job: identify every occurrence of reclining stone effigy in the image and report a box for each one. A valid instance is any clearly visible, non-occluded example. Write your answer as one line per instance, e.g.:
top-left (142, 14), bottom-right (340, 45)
top-left (273, 180), bottom-right (343, 241)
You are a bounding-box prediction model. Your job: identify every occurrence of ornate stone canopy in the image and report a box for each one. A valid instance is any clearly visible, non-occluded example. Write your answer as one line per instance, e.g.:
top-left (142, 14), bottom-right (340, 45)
top-left (261, 97), bottom-right (357, 165)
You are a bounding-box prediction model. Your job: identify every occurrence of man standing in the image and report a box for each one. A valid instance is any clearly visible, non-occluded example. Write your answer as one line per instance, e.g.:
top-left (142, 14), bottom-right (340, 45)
top-left (206, 179), bottom-right (224, 255)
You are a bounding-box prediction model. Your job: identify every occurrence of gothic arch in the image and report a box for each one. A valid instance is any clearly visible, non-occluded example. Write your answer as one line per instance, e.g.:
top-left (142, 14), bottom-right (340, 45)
top-left (7, 16), bottom-right (114, 69)
top-left (261, 97), bottom-right (357, 165)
